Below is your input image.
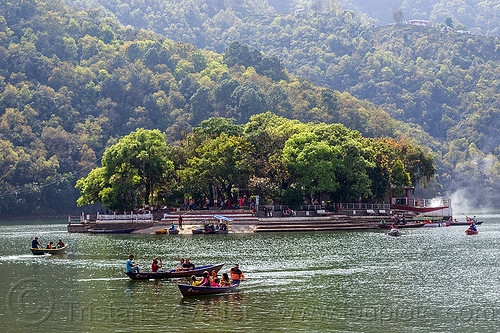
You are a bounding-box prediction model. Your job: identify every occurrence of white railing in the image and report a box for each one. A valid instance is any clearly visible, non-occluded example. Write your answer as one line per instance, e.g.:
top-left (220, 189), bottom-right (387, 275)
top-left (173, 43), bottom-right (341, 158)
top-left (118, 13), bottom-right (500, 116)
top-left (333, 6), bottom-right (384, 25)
top-left (300, 205), bottom-right (323, 211)
top-left (96, 212), bottom-right (153, 221)
top-left (391, 198), bottom-right (450, 208)
top-left (339, 203), bottom-right (391, 210)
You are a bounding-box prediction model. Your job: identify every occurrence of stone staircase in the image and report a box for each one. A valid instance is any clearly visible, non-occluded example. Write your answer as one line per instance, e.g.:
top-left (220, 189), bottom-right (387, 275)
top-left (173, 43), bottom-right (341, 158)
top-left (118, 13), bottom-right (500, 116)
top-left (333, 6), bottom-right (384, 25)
top-left (254, 215), bottom-right (383, 232)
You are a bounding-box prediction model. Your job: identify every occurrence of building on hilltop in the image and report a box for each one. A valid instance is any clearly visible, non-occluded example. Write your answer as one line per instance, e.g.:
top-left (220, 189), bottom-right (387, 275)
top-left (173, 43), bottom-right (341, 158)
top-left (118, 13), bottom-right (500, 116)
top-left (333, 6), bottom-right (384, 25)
top-left (294, 8), bottom-right (305, 17)
top-left (409, 19), bottom-right (430, 27)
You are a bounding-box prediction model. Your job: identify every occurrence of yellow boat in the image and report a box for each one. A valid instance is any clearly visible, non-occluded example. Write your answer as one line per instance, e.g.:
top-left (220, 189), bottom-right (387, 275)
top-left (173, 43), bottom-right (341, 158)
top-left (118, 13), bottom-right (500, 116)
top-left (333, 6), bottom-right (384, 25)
top-left (30, 244), bottom-right (68, 255)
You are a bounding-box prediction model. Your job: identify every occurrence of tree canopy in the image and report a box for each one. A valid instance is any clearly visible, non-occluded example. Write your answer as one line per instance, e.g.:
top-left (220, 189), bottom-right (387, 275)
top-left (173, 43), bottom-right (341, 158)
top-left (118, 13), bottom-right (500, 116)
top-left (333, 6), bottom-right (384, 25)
top-left (76, 116), bottom-right (435, 210)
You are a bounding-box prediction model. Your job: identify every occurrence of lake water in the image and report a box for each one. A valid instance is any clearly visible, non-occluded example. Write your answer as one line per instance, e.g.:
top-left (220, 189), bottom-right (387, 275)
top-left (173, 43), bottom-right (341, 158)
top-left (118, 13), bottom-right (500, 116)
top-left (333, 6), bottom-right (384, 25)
top-left (0, 214), bottom-right (498, 332)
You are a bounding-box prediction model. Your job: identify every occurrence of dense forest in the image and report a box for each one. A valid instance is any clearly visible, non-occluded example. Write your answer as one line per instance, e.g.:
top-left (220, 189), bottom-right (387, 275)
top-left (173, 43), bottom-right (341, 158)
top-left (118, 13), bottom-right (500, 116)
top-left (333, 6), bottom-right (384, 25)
top-left (62, 0), bottom-right (500, 207)
top-left (0, 0), bottom-right (498, 216)
top-left (336, 0), bottom-right (500, 36)
top-left (76, 118), bottom-right (434, 211)
top-left (63, 0), bottom-right (499, 143)
top-left (0, 0), bottom-right (417, 216)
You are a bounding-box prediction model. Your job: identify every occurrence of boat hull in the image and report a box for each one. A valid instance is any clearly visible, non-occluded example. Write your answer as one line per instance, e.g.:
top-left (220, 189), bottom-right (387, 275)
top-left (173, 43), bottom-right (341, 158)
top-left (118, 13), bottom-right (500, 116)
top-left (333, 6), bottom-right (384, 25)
top-left (178, 281), bottom-right (239, 296)
top-left (449, 221), bottom-right (483, 226)
top-left (465, 229), bottom-right (478, 235)
top-left (88, 228), bottom-right (135, 234)
top-left (387, 231), bottom-right (401, 236)
top-left (125, 263), bottom-right (224, 280)
top-left (378, 223), bottom-right (425, 229)
top-left (422, 222), bottom-right (448, 227)
top-left (30, 244), bottom-right (68, 255)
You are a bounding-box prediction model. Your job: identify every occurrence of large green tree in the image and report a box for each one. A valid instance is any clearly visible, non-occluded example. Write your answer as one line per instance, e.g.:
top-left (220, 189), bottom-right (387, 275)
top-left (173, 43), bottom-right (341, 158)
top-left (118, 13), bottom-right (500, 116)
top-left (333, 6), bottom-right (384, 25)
top-left (282, 132), bottom-right (340, 198)
top-left (181, 132), bottom-right (253, 203)
top-left (76, 128), bottom-right (174, 210)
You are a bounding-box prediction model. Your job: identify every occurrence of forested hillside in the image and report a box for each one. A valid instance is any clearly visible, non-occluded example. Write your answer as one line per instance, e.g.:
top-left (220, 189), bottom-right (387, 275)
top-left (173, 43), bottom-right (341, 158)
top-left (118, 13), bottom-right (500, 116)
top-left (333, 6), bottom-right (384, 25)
top-left (0, 0), bottom-right (407, 216)
top-left (336, 0), bottom-right (500, 36)
top-left (266, 0), bottom-right (500, 36)
top-left (63, 0), bottom-right (500, 208)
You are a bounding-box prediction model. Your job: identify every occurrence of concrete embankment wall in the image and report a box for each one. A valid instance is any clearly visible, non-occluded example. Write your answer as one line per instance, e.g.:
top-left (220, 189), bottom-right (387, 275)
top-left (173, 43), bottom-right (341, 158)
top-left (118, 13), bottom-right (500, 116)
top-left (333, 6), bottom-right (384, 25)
top-left (67, 221), bottom-right (154, 233)
top-left (68, 213), bottom-right (388, 234)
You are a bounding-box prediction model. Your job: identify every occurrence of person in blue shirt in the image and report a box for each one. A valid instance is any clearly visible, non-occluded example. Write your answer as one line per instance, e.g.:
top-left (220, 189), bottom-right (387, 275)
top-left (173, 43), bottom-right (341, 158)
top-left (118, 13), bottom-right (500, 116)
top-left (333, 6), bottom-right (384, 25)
top-left (31, 237), bottom-right (41, 249)
top-left (126, 254), bottom-right (140, 273)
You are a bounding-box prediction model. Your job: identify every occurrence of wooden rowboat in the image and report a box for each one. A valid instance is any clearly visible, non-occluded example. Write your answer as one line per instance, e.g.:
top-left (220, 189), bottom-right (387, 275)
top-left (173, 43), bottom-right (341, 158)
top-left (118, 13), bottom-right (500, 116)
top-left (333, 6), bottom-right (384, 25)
top-left (125, 263), bottom-right (224, 280)
top-left (178, 281), bottom-right (240, 297)
top-left (449, 221), bottom-right (483, 226)
top-left (30, 244), bottom-right (68, 255)
top-left (378, 222), bottom-right (425, 229)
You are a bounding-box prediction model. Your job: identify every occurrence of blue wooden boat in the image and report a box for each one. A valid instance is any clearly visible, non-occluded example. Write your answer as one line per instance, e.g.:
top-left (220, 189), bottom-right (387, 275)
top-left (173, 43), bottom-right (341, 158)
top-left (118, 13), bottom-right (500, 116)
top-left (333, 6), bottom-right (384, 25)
top-left (88, 228), bottom-right (135, 234)
top-left (125, 263), bottom-right (224, 280)
top-left (449, 221), bottom-right (483, 226)
top-left (178, 281), bottom-right (240, 296)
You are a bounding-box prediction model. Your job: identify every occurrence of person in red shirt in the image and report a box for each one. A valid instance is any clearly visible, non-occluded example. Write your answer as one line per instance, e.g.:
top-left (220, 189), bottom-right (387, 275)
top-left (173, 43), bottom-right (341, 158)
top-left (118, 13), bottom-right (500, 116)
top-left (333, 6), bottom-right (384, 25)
top-left (151, 257), bottom-right (162, 272)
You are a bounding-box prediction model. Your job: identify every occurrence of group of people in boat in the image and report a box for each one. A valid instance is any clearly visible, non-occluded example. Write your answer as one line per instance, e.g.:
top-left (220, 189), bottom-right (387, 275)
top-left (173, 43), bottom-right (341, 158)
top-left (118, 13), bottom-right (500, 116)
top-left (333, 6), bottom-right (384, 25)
top-left (31, 237), bottom-right (65, 249)
top-left (203, 221), bottom-right (228, 233)
top-left (125, 255), bottom-right (245, 288)
top-left (125, 255), bottom-right (198, 273)
top-left (175, 258), bottom-right (195, 271)
top-left (191, 264), bottom-right (245, 287)
top-left (465, 216), bottom-right (478, 223)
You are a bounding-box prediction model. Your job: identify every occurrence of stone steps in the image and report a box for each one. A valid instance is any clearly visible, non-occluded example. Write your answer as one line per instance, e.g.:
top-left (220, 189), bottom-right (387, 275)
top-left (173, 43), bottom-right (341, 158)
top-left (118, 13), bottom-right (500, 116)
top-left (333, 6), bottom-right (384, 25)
top-left (254, 216), bottom-right (382, 232)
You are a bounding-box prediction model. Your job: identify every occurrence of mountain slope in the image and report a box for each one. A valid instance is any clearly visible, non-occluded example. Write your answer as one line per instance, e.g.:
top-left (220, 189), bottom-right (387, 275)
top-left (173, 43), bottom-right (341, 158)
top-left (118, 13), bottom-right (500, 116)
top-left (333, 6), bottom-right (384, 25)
top-left (0, 0), bottom-right (415, 215)
top-left (62, 0), bottom-right (500, 208)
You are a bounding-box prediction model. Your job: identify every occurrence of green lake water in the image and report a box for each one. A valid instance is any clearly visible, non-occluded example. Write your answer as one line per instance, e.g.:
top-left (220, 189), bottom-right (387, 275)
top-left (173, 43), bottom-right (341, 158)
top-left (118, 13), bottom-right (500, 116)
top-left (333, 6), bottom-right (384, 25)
top-left (0, 214), bottom-right (498, 332)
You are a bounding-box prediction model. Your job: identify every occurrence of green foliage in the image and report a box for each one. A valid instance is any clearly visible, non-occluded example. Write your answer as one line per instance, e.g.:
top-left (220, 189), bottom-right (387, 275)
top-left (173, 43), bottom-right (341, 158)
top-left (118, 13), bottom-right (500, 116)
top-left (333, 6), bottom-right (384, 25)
top-left (75, 115), bottom-right (434, 208)
top-left (282, 132), bottom-right (341, 196)
top-left (1, 0), bottom-right (498, 213)
top-left (76, 129), bottom-right (174, 210)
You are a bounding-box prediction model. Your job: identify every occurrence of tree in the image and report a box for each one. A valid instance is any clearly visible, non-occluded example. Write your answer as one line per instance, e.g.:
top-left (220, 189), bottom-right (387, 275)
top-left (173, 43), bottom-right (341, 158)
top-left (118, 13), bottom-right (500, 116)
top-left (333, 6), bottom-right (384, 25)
top-left (445, 17), bottom-right (454, 28)
top-left (182, 133), bottom-right (253, 203)
top-left (392, 8), bottom-right (404, 24)
top-left (282, 132), bottom-right (340, 198)
top-left (190, 86), bottom-right (214, 125)
top-left (391, 159), bottom-right (411, 188)
top-left (76, 129), bottom-right (174, 210)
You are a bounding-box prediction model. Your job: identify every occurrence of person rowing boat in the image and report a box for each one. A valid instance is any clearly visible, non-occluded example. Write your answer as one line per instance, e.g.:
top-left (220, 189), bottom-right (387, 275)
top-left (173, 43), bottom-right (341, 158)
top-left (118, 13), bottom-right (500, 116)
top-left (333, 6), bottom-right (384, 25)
top-left (230, 264), bottom-right (245, 282)
top-left (151, 257), bottom-right (162, 272)
top-left (31, 237), bottom-right (41, 249)
top-left (126, 254), bottom-right (140, 273)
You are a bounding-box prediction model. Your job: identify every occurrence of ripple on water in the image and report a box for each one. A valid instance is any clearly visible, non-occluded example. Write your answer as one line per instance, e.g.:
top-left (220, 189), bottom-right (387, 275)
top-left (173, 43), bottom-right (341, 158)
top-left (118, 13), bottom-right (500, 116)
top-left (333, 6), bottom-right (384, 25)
top-left (0, 217), bottom-right (498, 332)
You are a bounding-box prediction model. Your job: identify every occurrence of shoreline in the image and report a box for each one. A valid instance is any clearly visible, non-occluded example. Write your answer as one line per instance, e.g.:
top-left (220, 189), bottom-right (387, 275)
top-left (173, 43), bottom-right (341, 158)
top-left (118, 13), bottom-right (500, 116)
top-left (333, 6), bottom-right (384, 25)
top-left (67, 213), bottom-right (428, 234)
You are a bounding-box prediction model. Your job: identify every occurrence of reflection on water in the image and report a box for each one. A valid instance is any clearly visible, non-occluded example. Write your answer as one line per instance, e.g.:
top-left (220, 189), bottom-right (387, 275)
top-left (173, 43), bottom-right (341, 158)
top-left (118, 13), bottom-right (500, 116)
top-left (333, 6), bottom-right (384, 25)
top-left (0, 215), bottom-right (499, 332)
